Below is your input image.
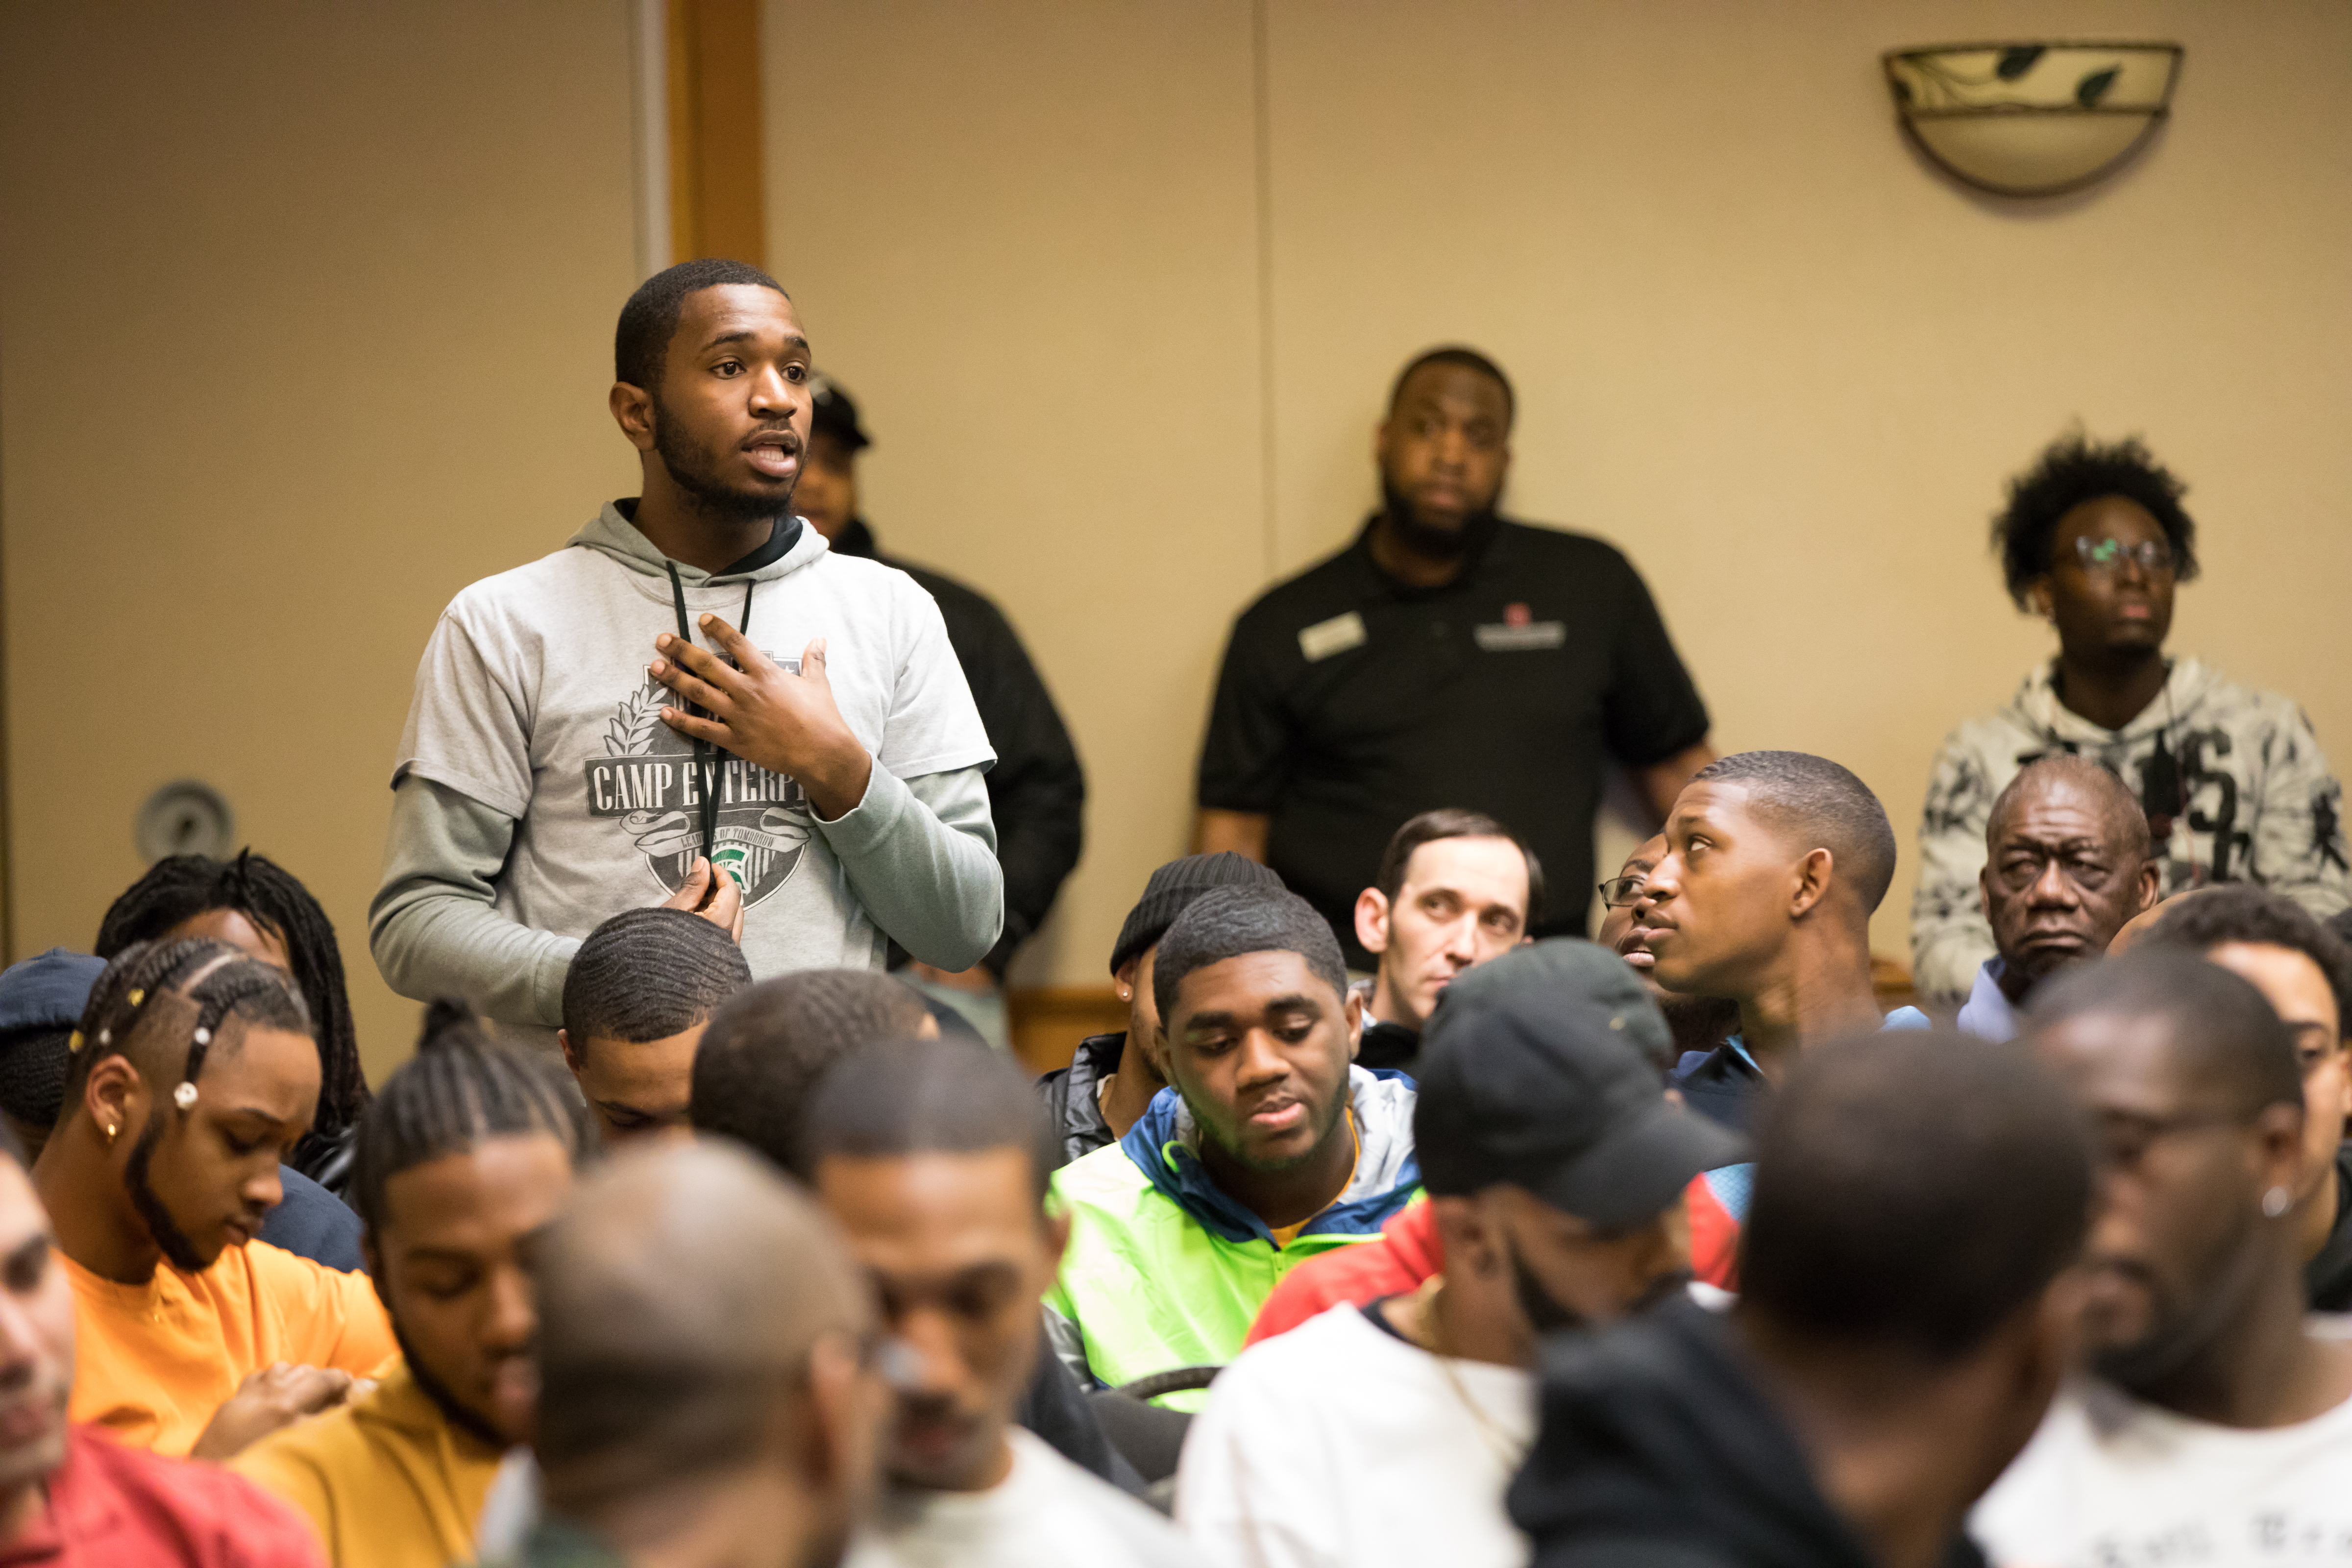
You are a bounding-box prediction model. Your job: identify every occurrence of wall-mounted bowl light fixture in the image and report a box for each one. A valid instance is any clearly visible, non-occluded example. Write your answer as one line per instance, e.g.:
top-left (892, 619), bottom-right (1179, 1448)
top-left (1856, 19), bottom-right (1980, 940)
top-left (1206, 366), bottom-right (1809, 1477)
top-left (1884, 42), bottom-right (2182, 197)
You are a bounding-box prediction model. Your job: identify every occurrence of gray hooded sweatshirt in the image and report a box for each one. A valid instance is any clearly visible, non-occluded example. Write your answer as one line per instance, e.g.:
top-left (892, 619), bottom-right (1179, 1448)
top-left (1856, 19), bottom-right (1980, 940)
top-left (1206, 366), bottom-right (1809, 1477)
top-left (371, 505), bottom-right (1003, 1036)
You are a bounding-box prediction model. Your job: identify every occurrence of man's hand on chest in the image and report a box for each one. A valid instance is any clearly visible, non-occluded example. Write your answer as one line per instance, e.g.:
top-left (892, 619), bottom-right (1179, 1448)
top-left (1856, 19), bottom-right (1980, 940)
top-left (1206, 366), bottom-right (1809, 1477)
top-left (649, 615), bottom-right (875, 820)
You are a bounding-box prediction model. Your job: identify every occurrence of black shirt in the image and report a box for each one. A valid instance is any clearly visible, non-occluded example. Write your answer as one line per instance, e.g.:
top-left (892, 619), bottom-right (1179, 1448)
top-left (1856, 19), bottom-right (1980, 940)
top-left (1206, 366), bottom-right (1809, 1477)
top-left (833, 519), bottom-right (1085, 977)
top-left (1198, 516), bottom-right (1707, 964)
top-left (2308, 1145), bottom-right (2352, 1311)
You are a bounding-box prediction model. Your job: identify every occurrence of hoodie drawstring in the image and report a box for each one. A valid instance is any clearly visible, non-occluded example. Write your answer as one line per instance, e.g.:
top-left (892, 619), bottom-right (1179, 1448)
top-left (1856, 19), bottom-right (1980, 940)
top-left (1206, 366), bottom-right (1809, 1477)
top-left (662, 562), bottom-right (757, 882)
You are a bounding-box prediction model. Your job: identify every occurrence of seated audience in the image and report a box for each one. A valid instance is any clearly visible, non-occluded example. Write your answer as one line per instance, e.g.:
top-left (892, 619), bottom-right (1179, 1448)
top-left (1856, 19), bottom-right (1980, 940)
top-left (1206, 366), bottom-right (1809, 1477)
top-left (802, 1040), bottom-right (1199, 1566)
top-left (0, 949), bottom-right (364, 1274)
top-left (31, 939), bottom-right (392, 1457)
top-left (558, 907), bottom-right (751, 1144)
top-left (1913, 432), bottom-right (2349, 1001)
top-left (231, 1002), bottom-right (590, 1568)
top-left (690, 968), bottom-right (1134, 1493)
top-left (1243, 942), bottom-right (1745, 1344)
top-left (2141, 887), bottom-right (2352, 1310)
top-left (1511, 1029), bottom-right (2092, 1568)
top-left (1350, 808), bottom-right (1539, 1071)
top-left (1646, 752), bottom-right (1928, 1146)
top-left (0, 1120), bottom-right (328, 1567)
top-left (510, 1140), bottom-right (882, 1568)
top-left (1957, 755), bottom-right (2159, 1041)
top-left (1038, 853), bottom-right (1283, 1168)
top-left (98, 851), bottom-right (371, 1193)
top-left (1596, 837), bottom-right (1739, 1061)
top-left (1975, 953), bottom-right (2352, 1564)
top-left (1047, 887), bottom-right (1419, 1405)
top-left (1180, 948), bottom-right (1742, 1568)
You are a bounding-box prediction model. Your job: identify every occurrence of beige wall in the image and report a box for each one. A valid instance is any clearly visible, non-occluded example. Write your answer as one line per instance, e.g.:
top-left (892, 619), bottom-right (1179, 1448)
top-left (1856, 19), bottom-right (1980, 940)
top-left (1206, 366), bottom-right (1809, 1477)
top-left (768, 0), bottom-right (2352, 983)
top-left (0, 2), bottom-right (644, 1080)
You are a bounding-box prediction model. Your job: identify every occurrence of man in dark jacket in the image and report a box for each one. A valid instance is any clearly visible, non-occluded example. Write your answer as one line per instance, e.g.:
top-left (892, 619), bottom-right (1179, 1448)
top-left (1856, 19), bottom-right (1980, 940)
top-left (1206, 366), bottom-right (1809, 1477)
top-left (793, 376), bottom-right (1086, 1028)
top-left (1037, 853), bottom-right (1285, 1167)
top-left (1508, 1029), bottom-right (2090, 1568)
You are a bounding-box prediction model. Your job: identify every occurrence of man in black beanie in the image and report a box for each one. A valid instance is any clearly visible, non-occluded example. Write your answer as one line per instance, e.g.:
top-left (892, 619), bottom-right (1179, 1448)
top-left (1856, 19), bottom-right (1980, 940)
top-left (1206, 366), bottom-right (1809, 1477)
top-left (1037, 852), bottom-right (1285, 1166)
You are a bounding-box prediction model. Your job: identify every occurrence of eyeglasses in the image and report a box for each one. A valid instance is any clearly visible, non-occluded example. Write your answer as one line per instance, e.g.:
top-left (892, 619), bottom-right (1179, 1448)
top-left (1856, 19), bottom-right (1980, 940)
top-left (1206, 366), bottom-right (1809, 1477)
top-left (2072, 536), bottom-right (2175, 578)
top-left (1598, 876), bottom-right (1648, 908)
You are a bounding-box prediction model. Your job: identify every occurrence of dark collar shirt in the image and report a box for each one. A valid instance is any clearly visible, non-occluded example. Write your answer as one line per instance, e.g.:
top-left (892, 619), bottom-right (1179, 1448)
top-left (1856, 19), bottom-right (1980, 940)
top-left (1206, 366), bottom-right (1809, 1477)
top-left (1198, 515), bottom-right (1707, 964)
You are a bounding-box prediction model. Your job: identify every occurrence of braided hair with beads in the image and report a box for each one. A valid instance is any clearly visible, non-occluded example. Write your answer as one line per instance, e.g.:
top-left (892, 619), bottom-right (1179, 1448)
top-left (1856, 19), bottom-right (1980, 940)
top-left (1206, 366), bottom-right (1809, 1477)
top-left (96, 851), bottom-right (369, 1179)
top-left (350, 999), bottom-right (592, 1238)
top-left (65, 937), bottom-right (313, 1112)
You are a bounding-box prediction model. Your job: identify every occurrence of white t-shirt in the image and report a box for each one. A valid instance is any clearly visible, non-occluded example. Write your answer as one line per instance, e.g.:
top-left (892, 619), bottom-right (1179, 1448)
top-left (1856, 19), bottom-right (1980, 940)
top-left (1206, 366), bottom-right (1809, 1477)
top-left (1972, 1375), bottom-right (2352, 1567)
top-left (394, 507), bottom-right (993, 978)
top-left (847, 1427), bottom-right (1201, 1568)
top-left (1176, 1300), bottom-right (1535, 1568)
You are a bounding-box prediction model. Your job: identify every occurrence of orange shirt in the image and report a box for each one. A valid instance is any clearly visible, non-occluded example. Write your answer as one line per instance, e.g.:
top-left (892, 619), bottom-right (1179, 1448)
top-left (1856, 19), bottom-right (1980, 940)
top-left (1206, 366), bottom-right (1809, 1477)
top-left (66, 1240), bottom-right (396, 1457)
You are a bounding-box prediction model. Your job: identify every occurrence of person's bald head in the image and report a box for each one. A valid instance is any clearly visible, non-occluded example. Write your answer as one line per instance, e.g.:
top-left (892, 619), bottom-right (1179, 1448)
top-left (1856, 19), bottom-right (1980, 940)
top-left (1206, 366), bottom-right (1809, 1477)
top-left (532, 1140), bottom-right (876, 1523)
top-left (1980, 756), bottom-right (2160, 990)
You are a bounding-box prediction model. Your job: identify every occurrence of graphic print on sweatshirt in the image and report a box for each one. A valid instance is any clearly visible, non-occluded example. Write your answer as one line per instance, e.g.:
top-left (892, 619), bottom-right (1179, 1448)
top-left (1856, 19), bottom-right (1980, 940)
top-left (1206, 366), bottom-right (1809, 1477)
top-left (583, 660), bottom-right (810, 907)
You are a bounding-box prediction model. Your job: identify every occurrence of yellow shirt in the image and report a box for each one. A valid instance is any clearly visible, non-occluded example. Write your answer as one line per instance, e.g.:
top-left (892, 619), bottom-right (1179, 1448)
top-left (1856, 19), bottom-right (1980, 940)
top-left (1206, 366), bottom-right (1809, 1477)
top-left (231, 1356), bottom-right (504, 1568)
top-left (65, 1239), bottom-right (396, 1456)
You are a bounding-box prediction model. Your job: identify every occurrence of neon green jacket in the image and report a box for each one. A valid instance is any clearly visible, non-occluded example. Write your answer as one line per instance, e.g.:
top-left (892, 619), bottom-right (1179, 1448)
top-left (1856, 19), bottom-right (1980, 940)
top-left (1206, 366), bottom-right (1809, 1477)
top-left (1043, 1067), bottom-right (1420, 1409)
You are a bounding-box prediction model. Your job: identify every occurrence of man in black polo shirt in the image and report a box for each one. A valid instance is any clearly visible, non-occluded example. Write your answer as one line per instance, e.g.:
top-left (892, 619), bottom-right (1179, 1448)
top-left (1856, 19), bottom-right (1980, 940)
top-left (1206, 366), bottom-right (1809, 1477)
top-left (1195, 346), bottom-right (1714, 963)
top-left (793, 375), bottom-right (1086, 1027)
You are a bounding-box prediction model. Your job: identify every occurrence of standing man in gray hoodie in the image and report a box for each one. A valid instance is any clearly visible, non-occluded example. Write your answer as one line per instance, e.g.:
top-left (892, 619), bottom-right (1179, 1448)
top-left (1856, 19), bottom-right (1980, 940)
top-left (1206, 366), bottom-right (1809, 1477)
top-left (372, 259), bottom-right (1002, 1045)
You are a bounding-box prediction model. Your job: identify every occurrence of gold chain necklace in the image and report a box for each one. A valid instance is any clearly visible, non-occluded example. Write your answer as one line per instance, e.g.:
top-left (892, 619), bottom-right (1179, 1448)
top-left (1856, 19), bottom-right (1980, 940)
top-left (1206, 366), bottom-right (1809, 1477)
top-left (1406, 1276), bottom-right (1530, 1470)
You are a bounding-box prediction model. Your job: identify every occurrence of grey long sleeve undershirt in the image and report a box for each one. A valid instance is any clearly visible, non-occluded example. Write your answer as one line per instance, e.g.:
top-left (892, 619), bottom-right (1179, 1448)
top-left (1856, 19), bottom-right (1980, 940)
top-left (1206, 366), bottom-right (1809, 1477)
top-left (368, 765), bottom-right (1003, 1030)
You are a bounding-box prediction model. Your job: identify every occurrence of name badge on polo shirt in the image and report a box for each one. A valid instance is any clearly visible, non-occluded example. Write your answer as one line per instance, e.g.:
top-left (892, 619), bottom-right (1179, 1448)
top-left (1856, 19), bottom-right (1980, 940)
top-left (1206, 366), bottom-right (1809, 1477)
top-left (1298, 611), bottom-right (1368, 662)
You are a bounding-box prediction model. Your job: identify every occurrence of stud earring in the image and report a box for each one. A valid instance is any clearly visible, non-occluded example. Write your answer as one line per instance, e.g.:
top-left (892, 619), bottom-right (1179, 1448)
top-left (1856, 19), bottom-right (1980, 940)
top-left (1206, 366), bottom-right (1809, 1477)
top-left (103, 1123), bottom-right (116, 1143)
top-left (2263, 1186), bottom-right (2294, 1219)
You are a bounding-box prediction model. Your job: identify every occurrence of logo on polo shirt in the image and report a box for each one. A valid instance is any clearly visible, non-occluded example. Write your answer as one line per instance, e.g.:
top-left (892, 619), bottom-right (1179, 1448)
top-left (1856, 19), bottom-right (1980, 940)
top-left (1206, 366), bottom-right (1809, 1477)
top-left (1473, 606), bottom-right (1567, 651)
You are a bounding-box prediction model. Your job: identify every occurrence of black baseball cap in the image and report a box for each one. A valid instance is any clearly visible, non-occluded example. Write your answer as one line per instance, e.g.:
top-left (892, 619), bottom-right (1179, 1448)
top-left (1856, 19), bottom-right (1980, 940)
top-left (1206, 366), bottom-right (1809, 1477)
top-left (808, 373), bottom-right (870, 451)
top-left (1415, 940), bottom-right (1746, 1227)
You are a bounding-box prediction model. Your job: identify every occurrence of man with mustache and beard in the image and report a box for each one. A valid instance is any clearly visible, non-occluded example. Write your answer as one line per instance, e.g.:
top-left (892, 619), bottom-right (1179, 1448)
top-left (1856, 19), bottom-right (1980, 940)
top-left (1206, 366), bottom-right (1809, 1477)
top-left (1178, 950), bottom-right (1742, 1568)
top-left (1974, 953), bottom-right (2352, 1567)
top-left (231, 1001), bottom-right (590, 1568)
top-left (1195, 347), bottom-right (1713, 968)
top-left (31, 940), bottom-right (394, 1459)
top-left (374, 259), bottom-right (1000, 1055)
top-left (805, 1040), bottom-right (1200, 1568)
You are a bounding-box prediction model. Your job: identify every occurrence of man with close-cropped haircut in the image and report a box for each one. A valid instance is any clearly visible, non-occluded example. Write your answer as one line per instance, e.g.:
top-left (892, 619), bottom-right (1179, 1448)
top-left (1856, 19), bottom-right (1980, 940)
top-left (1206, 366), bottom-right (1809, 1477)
top-left (1974, 952), bottom-right (2352, 1565)
top-left (2143, 886), bottom-right (2352, 1310)
top-left (688, 968), bottom-right (935, 1173)
top-left (517, 1140), bottom-right (883, 1568)
top-left (1958, 754), bottom-right (2159, 1042)
top-left (1512, 1029), bottom-right (2091, 1568)
top-left (1047, 886), bottom-right (1420, 1405)
top-left (802, 1041), bottom-right (1198, 1568)
top-left (560, 907), bottom-right (752, 1144)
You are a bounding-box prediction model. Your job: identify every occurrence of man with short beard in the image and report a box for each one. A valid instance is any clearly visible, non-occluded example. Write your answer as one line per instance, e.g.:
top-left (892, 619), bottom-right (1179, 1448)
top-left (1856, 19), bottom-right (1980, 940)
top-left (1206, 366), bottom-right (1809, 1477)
top-left (373, 259), bottom-right (1001, 1051)
top-left (231, 1003), bottom-right (591, 1568)
top-left (1955, 755), bottom-right (2158, 1042)
top-left (32, 940), bottom-right (394, 1459)
top-left (1974, 953), bottom-right (2352, 1566)
top-left (1195, 347), bottom-right (1712, 965)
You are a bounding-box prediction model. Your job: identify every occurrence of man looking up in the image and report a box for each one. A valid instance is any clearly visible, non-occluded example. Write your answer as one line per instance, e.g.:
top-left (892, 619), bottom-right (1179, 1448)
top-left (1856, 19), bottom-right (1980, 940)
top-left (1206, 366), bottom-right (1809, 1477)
top-left (1913, 432), bottom-right (2349, 1001)
top-left (2144, 887), bottom-right (2352, 1312)
top-left (32, 939), bottom-right (393, 1459)
top-left (559, 907), bottom-right (752, 1144)
top-left (1957, 755), bottom-right (2160, 1041)
top-left (1510, 1030), bottom-right (2091, 1568)
top-left (800, 1040), bottom-right (1198, 1567)
top-left (1179, 948), bottom-right (1743, 1568)
top-left (1974, 954), bottom-right (2352, 1565)
top-left (374, 259), bottom-right (1002, 1050)
top-left (0, 1121), bottom-right (330, 1566)
top-left (791, 376), bottom-right (1085, 1045)
top-left (1641, 752), bottom-right (1928, 1138)
top-left (514, 1140), bottom-right (883, 1568)
top-left (1038, 853), bottom-right (1285, 1168)
top-left (1596, 837), bottom-right (1739, 1061)
top-left (231, 1002), bottom-right (591, 1568)
top-left (1047, 886), bottom-right (1419, 1404)
top-left (1196, 346), bottom-right (1713, 965)
top-left (1350, 809), bottom-right (1539, 1070)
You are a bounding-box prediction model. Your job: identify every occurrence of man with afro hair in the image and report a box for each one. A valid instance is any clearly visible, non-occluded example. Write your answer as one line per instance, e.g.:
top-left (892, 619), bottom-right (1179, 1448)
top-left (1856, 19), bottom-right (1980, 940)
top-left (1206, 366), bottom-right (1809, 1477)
top-left (1910, 431), bottom-right (2348, 1002)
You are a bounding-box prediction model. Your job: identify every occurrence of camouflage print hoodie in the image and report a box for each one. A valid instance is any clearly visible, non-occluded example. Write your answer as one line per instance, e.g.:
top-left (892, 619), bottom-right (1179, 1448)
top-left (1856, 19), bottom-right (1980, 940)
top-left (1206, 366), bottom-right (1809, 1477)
top-left (1910, 658), bottom-right (2350, 1002)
